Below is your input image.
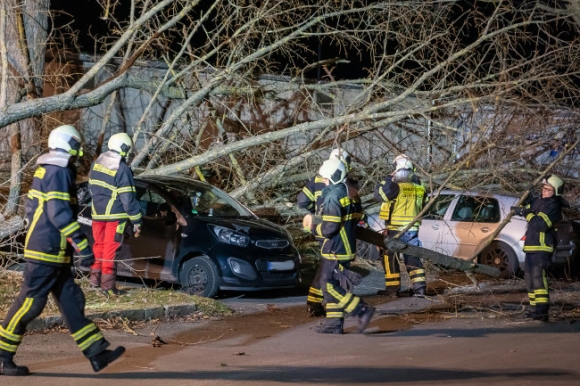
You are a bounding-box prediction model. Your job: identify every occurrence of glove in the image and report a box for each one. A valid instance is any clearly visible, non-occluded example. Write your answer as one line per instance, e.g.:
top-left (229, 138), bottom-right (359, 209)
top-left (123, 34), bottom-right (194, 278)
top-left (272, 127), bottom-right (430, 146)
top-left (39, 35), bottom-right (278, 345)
top-left (333, 265), bottom-right (362, 292)
top-left (74, 249), bottom-right (95, 268)
top-left (133, 223), bottom-right (142, 238)
top-left (511, 206), bottom-right (531, 217)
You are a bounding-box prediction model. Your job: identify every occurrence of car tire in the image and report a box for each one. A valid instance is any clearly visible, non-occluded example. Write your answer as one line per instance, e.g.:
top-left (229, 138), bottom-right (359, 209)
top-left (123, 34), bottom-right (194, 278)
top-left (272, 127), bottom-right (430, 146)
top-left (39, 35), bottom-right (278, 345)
top-left (479, 241), bottom-right (519, 279)
top-left (179, 256), bottom-right (219, 298)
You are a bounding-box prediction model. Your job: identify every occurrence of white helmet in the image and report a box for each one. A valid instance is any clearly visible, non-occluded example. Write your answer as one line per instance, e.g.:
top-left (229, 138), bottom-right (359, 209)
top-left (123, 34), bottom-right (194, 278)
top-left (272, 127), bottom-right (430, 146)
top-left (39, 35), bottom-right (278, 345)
top-left (48, 125), bottom-right (83, 157)
top-left (393, 153), bottom-right (413, 171)
top-left (329, 148), bottom-right (352, 171)
top-left (543, 174), bottom-right (564, 196)
top-left (108, 133), bottom-right (133, 156)
top-left (318, 158), bottom-right (346, 185)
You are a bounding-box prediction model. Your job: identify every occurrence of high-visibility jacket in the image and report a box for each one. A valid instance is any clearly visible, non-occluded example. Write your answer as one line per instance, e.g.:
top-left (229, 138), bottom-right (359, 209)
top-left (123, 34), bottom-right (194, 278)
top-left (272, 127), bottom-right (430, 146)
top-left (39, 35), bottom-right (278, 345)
top-left (24, 151), bottom-right (90, 265)
top-left (88, 151), bottom-right (142, 225)
top-left (311, 182), bottom-right (363, 261)
top-left (374, 173), bottom-right (425, 231)
top-left (522, 196), bottom-right (562, 254)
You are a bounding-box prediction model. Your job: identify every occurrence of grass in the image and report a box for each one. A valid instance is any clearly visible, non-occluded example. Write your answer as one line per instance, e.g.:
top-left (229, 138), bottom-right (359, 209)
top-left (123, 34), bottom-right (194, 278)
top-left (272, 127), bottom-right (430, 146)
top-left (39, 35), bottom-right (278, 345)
top-left (0, 269), bottom-right (234, 322)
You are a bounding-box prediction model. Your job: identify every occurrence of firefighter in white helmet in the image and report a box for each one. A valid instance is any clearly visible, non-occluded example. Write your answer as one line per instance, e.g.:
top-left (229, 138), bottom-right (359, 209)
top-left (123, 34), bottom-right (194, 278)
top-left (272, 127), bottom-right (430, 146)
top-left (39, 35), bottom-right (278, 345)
top-left (302, 158), bottom-right (374, 334)
top-left (511, 174), bottom-right (566, 321)
top-left (298, 148), bottom-right (363, 317)
top-left (373, 153), bottom-right (427, 297)
top-left (0, 125), bottom-right (125, 376)
top-left (88, 132), bottom-right (143, 296)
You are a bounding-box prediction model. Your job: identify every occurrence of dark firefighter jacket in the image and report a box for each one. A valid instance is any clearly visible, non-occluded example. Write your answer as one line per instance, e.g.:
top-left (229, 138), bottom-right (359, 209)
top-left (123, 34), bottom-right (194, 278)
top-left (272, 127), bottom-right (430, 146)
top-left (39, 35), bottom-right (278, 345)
top-left (24, 151), bottom-right (90, 265)
top-left (297, 175), bottom-right (326, 214)
top-left (88, 151), bottom-right (142, 225)
top-left (522, 195), bottom-right (562, 254)
top-left (310, 182), bottom-right (363, 261)
top-left (374, 171), bottom-right (425, 232)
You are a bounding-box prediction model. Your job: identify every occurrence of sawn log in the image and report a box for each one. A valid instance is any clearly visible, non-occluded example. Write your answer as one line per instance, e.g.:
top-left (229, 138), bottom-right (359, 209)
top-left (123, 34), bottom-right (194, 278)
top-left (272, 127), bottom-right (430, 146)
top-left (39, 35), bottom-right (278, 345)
top-left (355, 227), bottom-right (500, 277)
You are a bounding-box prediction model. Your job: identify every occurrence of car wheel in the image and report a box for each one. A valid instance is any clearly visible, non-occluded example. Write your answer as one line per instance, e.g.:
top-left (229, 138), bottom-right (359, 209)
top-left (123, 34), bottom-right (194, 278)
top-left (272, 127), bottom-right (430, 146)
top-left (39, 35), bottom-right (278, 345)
top-left (479, 241), bottom-right (519, 279)
top-left (179, 256), bottom-right (219, 297)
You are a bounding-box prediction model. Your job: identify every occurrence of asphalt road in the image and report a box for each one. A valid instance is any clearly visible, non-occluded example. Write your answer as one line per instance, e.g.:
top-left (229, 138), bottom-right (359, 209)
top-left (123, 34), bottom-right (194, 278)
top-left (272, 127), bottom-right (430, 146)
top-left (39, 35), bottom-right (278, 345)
top-left (3, 281), bottom-right (580, 386)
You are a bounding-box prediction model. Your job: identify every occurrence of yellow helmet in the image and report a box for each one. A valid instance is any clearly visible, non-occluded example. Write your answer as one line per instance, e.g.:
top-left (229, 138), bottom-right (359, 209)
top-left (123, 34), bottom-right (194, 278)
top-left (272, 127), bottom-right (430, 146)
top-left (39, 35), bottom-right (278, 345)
top-left (542, 174), bottom-right (564, 196)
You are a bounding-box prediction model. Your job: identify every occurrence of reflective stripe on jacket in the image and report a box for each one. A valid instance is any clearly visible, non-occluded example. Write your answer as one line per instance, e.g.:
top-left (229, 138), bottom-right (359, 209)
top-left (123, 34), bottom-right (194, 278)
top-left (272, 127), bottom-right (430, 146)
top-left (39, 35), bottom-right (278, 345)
top-left (89, 151), bottom-right (142, 224)
top-left (374, 174), bottom-right (425, 231)
top-left (297, 175), bottom-right (326, 214)
top-left (312, 182), bottom-right (363, 261)
top-left (522, 196), bottom-right (562, 254)
top-left (24, 151), bottom-right (90, 265)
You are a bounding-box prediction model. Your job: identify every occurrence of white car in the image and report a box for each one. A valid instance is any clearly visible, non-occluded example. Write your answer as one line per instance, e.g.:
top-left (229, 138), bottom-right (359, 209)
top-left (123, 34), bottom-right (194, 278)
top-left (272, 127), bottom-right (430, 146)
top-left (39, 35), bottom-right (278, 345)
top-left (418, 190), bottom-right (576, 278)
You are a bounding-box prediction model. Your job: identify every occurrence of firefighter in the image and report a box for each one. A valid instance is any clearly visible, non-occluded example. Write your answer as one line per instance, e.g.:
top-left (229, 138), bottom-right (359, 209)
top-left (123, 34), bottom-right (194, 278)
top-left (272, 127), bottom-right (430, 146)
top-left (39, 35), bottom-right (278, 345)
top-left (0, 125), bottom-right (125, 376)
top-left (511, 175), bottom-right (565, 322)
top-left (88, 133), bottom-right (143, 296)
top-left (297, 149), bottom-right (358, 317)
top-left (374, 154), bottom-right (427, 297)
top-left (303, 157), bottom-right (375, 334)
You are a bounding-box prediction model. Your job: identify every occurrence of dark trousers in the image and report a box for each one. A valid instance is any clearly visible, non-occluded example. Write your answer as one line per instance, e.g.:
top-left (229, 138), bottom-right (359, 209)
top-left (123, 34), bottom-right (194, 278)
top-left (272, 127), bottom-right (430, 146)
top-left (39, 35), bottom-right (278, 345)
top-left (319, 259), bottom-right (363, 319)
top-left (0, 261), bottom-right (109, 359)
top-left (524, 252), bottom-right (551, 310)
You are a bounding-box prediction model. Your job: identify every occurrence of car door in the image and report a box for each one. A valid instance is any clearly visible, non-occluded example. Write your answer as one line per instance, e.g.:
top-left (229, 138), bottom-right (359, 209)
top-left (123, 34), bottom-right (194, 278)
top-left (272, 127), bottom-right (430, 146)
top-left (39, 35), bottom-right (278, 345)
top-left (419, 194), bottom-right (460, 256)
top-left (447, 195), bottom-right (502, 259)
top-left (119, 184), bottom-right (179, 280)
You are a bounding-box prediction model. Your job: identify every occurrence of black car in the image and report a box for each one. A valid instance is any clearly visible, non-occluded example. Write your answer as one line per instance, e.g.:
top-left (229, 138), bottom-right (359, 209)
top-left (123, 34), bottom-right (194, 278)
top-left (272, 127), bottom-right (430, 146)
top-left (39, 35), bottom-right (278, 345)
top-left (76, 176), bottom-right (301, 297)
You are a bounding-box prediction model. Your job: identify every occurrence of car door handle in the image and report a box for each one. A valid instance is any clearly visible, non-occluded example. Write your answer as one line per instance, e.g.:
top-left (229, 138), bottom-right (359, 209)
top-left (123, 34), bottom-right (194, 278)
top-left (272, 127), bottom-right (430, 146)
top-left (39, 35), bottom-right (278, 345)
top-left (480, 227), bottom-right (490, 233)
top-left (431, 225), bottom-right (439, 230)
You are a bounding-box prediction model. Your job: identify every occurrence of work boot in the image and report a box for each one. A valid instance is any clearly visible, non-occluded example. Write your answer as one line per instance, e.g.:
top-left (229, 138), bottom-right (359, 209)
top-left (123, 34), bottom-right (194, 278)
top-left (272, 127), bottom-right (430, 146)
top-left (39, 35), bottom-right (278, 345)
top-left (376, 287), bottom-right (399, 297)
top-left (523, 306), bottom-right (537, 319)
top-left (396, 289), bottom-right (414, 297)
top-left (89, 271), bottom-right (101, 289)
top-left (307, 302), bottom-right (326, 317)
top-left (102, 288), bottom-right (127, 297)
top-left (357, 304), bottom-right (376, 333)
top-left (314, 318), bottom-right (343, 334)
top-left (533, 304), bottom-right (549, 322)
top-left (413, 287), bottom-right (426, 298)
top-left (0, 358), bottom-right (29, 376)
top-left (90, 346), bottom-right (126, 373)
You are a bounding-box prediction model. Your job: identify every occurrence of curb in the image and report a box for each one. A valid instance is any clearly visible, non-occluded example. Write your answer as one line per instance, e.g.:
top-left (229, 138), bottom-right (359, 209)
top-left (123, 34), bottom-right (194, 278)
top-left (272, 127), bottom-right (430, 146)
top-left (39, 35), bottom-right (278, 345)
top-left (27, 303), bottom-right (198, 331)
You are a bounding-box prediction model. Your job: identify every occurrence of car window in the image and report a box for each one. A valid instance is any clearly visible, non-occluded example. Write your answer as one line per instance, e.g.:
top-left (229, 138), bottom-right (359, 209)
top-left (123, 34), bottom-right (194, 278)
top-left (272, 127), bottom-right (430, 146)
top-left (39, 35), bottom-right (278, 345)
top-left (451, 195), bottom-right (500, 223)
top-left (423, 194), bottom-right (455, 220)
top-left (136, 187), bottom-right (168, 217)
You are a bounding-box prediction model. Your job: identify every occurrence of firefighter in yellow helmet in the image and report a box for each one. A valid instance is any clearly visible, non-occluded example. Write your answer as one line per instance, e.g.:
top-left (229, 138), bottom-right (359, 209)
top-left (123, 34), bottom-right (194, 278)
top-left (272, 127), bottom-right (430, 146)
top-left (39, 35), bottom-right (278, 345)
top-left (511, 174), bottom-right (565, 322)
top-left (373, 154), bottom-right (427, 297)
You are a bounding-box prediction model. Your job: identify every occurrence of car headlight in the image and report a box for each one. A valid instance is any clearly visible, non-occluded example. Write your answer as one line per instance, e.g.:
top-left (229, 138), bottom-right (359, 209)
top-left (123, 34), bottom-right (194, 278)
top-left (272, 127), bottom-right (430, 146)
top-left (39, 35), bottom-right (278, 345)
top-left (209, 225), bottom-right (250, 247)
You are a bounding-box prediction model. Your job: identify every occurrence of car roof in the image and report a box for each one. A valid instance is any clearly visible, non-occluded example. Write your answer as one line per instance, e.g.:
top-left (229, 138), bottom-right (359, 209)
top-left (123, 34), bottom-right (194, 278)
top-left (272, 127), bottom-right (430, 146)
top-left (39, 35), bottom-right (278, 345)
top-left (432, 189), bottom-right (521, 199)
top-left (134, 175), bottom-right (213, 190)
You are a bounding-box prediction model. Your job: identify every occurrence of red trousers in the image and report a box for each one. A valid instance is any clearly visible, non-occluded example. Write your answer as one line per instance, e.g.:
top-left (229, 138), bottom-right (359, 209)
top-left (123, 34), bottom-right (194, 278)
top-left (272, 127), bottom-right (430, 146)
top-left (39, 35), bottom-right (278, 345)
top-left (91, 220), bottom-right (122, 275)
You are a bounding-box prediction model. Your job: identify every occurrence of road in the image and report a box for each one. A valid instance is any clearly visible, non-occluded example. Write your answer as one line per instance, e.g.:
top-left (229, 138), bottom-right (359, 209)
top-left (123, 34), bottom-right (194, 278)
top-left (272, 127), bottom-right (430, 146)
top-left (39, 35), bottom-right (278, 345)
top-left (3, 287), bottom-right (580, 386)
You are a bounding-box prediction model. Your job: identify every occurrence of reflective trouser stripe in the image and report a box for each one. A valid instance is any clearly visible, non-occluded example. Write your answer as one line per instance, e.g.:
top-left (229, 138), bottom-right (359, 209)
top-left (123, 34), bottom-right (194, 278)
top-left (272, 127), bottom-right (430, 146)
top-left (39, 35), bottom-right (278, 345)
top-left (326, 283), bottom-right (361, 315)
top-left (409, 268), bottom-right (426, 284)
top-left (307, 286), bottom-right (324, 304)
top-left (383, 253), bottom-right (401, 287)
top-left (73, 323), bottom-right (105, 351)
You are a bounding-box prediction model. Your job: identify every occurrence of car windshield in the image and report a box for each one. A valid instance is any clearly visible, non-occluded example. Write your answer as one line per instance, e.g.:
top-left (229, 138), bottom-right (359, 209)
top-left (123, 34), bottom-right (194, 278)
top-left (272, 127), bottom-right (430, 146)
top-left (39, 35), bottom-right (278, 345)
top-left (154, 179), bottom-right (255, 218)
